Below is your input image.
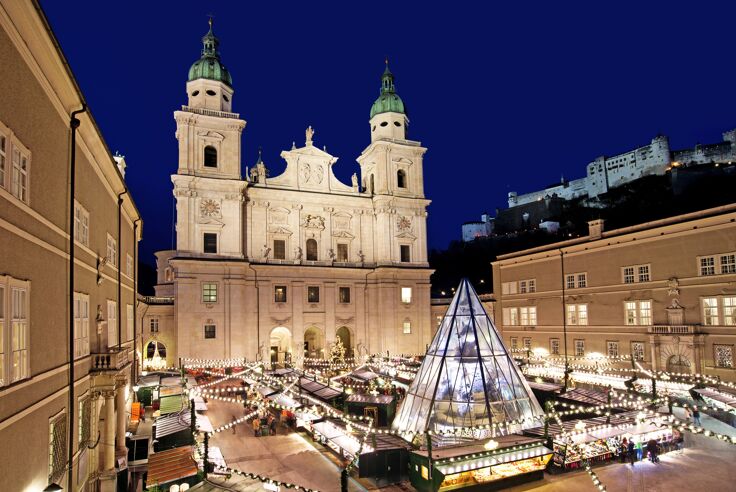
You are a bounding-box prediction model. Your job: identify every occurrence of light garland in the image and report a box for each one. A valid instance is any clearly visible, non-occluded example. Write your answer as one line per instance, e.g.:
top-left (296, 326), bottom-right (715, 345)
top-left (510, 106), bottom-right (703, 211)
top-left (217, 465), bottom-right (318, 491)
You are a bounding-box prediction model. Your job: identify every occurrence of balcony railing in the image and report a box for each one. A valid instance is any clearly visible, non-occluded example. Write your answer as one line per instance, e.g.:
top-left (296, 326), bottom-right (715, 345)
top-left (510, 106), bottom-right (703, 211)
top-left (181, 106), bottom-right (240, 119)
top-left (91, 349), bottom-right (130, 372)
top-left (649, 325), bottom-right (696, 335)
top-left (140, 295), bottom-right (175, 305)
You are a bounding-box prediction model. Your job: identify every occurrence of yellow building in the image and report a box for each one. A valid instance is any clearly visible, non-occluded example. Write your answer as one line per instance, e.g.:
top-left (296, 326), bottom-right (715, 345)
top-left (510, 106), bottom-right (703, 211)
top-left (492, 205), bottom-right (736, 381)
top-left (0, 1), bottom-right (142, 490)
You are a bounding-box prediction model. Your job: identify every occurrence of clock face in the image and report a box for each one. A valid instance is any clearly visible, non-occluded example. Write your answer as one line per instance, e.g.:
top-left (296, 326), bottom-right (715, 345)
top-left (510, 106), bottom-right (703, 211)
top-left (200, 199), bottom-right (220, 217)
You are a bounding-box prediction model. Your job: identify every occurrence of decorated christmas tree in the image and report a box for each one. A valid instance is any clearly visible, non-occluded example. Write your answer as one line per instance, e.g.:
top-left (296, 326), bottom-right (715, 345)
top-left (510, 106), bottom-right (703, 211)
top-left (330, 337), bottom-right (346, 363)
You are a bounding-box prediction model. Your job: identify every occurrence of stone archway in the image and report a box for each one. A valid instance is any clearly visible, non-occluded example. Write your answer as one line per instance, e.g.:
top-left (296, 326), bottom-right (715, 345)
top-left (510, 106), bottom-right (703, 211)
top-left (144, 340), bottom-right (168, 370)
top-left (304, 326), bottom-right (325, 359)
top-left (336, 326), bottom-right (353, 359)
top-left (666, 354), bottom-right (691, 374)
top-left (270, 327), bottom-right (292, 364)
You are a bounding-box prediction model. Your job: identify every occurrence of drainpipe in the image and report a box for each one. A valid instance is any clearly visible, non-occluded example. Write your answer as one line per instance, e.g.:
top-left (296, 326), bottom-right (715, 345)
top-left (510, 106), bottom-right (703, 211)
top-left (132, 219), bottom-right (140, 383)
top-left (68, 104), bottom-right (86, 492)
top-left (117, 191), bottom-right (126, 350)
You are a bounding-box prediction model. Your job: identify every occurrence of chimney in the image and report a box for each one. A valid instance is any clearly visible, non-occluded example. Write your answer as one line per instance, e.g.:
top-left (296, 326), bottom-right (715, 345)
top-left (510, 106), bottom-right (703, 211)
top-left (588, 219), bottom-right (604, 239)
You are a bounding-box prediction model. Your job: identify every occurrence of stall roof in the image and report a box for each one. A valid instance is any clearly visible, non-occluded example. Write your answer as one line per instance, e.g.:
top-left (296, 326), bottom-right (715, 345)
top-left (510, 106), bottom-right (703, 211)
top-left (435, 443), bottom-right (552, 476)
top-left (351, 368), bottom-right (380, 382)
top-left (272, 368), bottom-right (295, 376)
top-left (147, 446), bottom-right (198, 486)
top-left (695, 388), bottom-right (736, 409)
top-left (299, 377), bottom-right (342, 401)
top-left (312, 421), bottom-right (343, 440)
top-left (346, 394), bottom-right (394, 405)
top-left (268, 393), bottom-right (301, 409)
top-left (414, 434), bottom-right (541, 460)
top-left (372, 433), bottom-right (412, 451)
top-left (558, 388), bottom-right (609, 406)
top-left (155, 412), bottom-right (191, 439)
top-left (196, 414), bottom-right (214, 434)
top-left (197, 445), bottom-right (226, 470)
top-left (160, 385), bottom-right (185, 397)
top-left (315, 387), bottom-right (342, 400)
top-left (193, 395), bottom-right (207, 412)
top-left (160, 395), bottom-right (189, 415)
top-left (139, 374), bottom-right (161, 387)
top-left (527, 381), bottom-right (563, 393)
top-left (257, 386), bottom-right (278, 398)
top-left (161, 376), bottom-right (183, 387)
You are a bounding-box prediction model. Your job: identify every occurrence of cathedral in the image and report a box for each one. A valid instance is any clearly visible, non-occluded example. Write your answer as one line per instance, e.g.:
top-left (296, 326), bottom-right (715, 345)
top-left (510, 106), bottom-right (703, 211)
top-left (146, 21), bottom-right (433, 365)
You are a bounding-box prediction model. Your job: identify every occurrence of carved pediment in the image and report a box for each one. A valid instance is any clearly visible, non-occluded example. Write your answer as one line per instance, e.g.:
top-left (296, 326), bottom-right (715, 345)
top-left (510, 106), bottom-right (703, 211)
top-left (332, 230), bottom-right (355, 239)
top-left (336, 316), bottom-right (354, 325)
top-left (268, 226), bottom-right (293, 236)
top-left (196, 130), bottom-right (225, 141)
top-left (396, 231), bottom-right (417, 240)
top-left (198, 217), bottom-right (225, 227)
top-left (302, 215), bottom-right (325, 229)
top-left (392, 156), bottom-right (413, 166)
top-left (271, 316), bottom-right (291, 325)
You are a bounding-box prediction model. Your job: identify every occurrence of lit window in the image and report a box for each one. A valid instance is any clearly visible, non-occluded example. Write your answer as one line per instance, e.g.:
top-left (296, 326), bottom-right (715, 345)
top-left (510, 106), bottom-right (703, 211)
top-left (520, 306), bottom-right (537, 326)
top-left (403, 321), bottom-right (411, 334)
top-left (204, 324), bottom-right (216, 339)
top-left (274, 285), bottom-right (287, 303)
top-left (107, 300), bottom-right (117, 347)
top-left (624, 300), bottom-right (652, 325)
top-left (550, 338), bottom-right (560, 355)
top-left (700, 256), bottom-right (716, 276)
top-left (337, 243), bottom-right (349, 262)
top-left (566, 304), bottom-right (587, 325)
top-left (724, 297), bottom-right (736, 326)
top-left (715, 344), bottom-right (734, 368)
top-left (339, 287), bottom-right (351, 304)
top-left (11, 144), bottom-right (29, 203)
top-left (574, 339), bottom-right (585, 357)
top-left (126, 304), bottom-right (134, 341)
top-left (49, 412), bottom-right (67, 484)
top-left (631, 342), bottom-right (645, 361)
top-left (202, 282), bottom-right (218, 303)
top-left (607, 341), bottom-right (619, 358)
top-left (577, 273), bottom-right (587, 288)
top-left (307, 286), bottom-right (320, 303)
top-left (106, 233), bottom-right (117, 265)
top-left (73, 293), bottom-right (89, 359)
top-left (11, 285), bottom-right (29, 381)
top-left (720, 254), bottom-right (736, 274)
top-left (401, 287), bottom-right (412, 304)
top-left (501, 282), bottom-right (518, 295)
top-left (702, 297), bottom-right (719, 325)
top-left (503, 307), bottom-right (519, 326)
top-left (510, 337), bottom-right (518, 351)
top-left (273, 240), bottom-right (286, 260)
top-left (523, 337), bottom-right (531, 350)
top-left (638, 265), bottom-right (650, 282)
top-left (74, 201), bottom-right (89, 247)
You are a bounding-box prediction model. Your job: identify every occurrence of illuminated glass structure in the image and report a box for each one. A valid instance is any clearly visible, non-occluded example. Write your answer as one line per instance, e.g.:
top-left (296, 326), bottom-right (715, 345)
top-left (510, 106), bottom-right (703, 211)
top-left (393, 279), bottom-right (544, 443)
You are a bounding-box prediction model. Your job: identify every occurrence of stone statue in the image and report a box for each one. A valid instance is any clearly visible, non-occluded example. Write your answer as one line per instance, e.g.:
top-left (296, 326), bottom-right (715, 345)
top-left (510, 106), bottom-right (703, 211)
top-left (95, 305), bottom-right (104, 334)
top-left (328, 248), bottom-right (336, 260)
top-left (305, 126), bottom-right (315, 146)
top-left (295, 246), bottom-right (303, 260)
top-left (262, 244), bottom-right (271, 259)
top-left (351, 173), bottom-right (358, 189)
top-left (358, 250), bottom-right (365, 263)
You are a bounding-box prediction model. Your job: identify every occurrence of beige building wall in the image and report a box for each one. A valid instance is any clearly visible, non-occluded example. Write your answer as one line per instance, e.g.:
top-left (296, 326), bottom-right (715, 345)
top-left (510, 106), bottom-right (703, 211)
top-left (492, 206), bottom-right (736, 382)
top-left (0, 2), bottom-right (141, 490)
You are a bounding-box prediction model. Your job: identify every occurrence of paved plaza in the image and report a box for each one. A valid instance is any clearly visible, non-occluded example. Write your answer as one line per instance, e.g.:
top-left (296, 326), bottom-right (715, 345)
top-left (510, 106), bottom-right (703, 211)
top-left (198, 400), bottom-right (736, 492)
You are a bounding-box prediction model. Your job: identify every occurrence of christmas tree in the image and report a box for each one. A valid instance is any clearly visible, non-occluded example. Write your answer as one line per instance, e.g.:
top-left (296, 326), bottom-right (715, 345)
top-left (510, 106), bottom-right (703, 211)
top-left (330, 337), bottom-right (346, 363)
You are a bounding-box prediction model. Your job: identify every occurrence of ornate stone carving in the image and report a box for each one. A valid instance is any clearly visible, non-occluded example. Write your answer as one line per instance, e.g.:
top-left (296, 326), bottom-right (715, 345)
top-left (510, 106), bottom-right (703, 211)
top-left (667, 277), bottom-right (680, 296)
top-left (306, 126), bottom-right (315, 146)
top-left (397, 216), bottom-right (412, 232)
top-left (200, 199), bottom-right (221, 218)
top-left (313, 165), bottom-right (324, 183)
top-left (303, 215), bottom-right (325, 229)
top-left (300, 163), bottom-right (311, 182)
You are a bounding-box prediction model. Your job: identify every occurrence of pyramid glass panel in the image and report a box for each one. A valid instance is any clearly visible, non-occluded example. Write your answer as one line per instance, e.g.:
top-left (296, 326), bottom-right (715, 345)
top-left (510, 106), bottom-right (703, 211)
top-left (392, 279), bottom-right (544, 442)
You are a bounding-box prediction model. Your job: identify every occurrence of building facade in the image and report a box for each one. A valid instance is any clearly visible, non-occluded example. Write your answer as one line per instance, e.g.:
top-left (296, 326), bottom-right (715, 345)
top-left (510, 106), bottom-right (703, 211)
top-left (461, 213), bottom-right (494, 242)
top-left (0, 1), bottom-right (142, 490)
top-left (492, 207), bottom-right (736, 382)
top-left (143, 23), bottom-right (433, 367)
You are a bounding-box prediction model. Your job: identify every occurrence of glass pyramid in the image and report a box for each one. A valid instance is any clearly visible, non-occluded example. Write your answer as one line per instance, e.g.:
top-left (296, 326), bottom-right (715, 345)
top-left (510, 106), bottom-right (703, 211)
top-left (392, 279), bottom-right (544, 442)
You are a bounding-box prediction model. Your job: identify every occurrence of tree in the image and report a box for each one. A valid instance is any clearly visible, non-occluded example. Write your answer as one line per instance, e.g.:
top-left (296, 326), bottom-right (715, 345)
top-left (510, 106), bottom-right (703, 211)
top-left (330, 337), bottom-right (346, 364)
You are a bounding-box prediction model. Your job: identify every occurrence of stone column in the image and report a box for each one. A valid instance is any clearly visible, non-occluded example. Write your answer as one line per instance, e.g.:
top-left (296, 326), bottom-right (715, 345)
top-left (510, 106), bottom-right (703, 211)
top-left (115, 377), bottom-right (127, 451)
top-left (89, 392), bottom-right (102, 475)
top-left (104, 390), bottom-right (116, 471)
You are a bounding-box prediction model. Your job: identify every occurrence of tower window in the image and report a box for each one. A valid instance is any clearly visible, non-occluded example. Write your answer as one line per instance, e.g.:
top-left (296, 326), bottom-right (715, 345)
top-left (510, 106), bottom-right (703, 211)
top-left (203, 233), bottom-right (217, 253)
top-left (204, 146), bottom-right (218, 168)
top-left (394, 121), bottom-right (401, 127)
top-left (380, 122), bottom-right (388, 127)
top-left (223, 94), bottom-right (230, 102)
top-left (306, 239), bottom-right (318, 261)
top-left (206, 89), bottom-right (216, 96)
top-left (192, 90), bottom-right (200, 97)
top-left (400, 245), bottom-right (411, 263)
top-left (397, 169), bottom-right (407, 189)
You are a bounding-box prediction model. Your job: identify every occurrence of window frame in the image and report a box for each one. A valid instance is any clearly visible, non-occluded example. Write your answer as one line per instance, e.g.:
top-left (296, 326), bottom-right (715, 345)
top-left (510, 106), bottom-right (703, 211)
top-left (126, 254), bottom-right (133, 278)
top-left (631, 341), bottom-right (645, 361)
top-left (714, 344), bottom-right (734, 368)
top-left (401, 287), bottom-right (412, 304)
top-left (107, 299), bottom-right (117, 347)
top-left (338, 286), bottom-right (351, 304)
top-left (204, 324), bottom-right (217, 339)
top-left (337, 243), bottom-right (349, 262)
top-left (306, 238), bottom-right (318, 261)
top-left (73, 292), bottom-right (90, 359)
top-left (10, 137), bottom-right (30, 204)
top-left (606, 340), bottom-right (619, 358)
top-left (203, 232), bottom-right (218, 254)
top-left (402, 320), bottom-right (412, 334)
top-left (624, 300), bottom-right (652, 326)
top-left (202, 282), bottom-right (218, 303)
top-left (273, 239), bottom-right (286, 260)
top-left (400, 244), bottom-right (411, 263)
top-left (622, 264), bottom-right (652, 284)
top-left (8, 280), bottom-right (30, 383)
top-left (307, 286), bottom-right (320, 304)
top-left (566, 304), bottom-right (588, 326)
top-left (550, 338), bottom-right (560, 355)
top-left (150, 317), bottom-right (159, 333)
top-left (74, 200), bottom-right (90, 247)
top-left (274, 285), bottom-right (287, 303)
top-left (106, 233), bottom-right (117, 266)
top-left (519, 306), bottom-right (537, 326)
top-left (574, 338), bottom-right (585, 357)
top-left (702, 296), bottom-right (736, 326)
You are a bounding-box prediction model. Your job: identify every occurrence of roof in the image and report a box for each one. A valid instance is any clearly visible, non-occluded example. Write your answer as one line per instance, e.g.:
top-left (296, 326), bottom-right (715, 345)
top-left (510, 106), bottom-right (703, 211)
top-left (160, 395), bottom-right (189, 415)
top-left (299, 377), bottom-right (342, 401)
top-left (147, 446), bottom-right (198, 486)
top-left (155, 411), bottom-right (191, 439)
top-left (346, 394), bottom-right (394, 405)
top-left (370, 62), bottom-right (406, 118)
top-left (187, 19), bottom-right (232, 87)
top-left (415, 434), bottom-right (542, 459)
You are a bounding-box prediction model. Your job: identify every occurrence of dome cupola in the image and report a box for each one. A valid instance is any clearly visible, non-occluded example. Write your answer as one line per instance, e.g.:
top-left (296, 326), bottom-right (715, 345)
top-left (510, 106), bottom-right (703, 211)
top-left (187, 18), bottom-right (233, 87)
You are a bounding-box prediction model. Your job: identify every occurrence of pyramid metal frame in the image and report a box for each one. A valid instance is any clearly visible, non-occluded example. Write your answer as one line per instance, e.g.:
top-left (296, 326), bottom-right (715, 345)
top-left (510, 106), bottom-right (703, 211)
top-left (392, 279), bottom-right (544, 442)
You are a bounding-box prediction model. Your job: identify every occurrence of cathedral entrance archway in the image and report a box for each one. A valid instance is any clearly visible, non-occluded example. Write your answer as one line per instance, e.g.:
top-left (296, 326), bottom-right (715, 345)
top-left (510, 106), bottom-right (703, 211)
top-left (304, 326), bottom-right (324, 359)
top-left (666, 354), bottom-right (691, 374)
top-left (336, 326), bottom-right (353, 358)
top-left (270, 327), bottom-right (292, 365)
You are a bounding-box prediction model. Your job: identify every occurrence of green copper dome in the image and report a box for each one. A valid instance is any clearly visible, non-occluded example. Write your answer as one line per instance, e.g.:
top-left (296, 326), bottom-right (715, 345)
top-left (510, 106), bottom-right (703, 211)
top-left (188, 19), bottom-right (233, 87)
top-left (369, 61), bottom-right (406, 119)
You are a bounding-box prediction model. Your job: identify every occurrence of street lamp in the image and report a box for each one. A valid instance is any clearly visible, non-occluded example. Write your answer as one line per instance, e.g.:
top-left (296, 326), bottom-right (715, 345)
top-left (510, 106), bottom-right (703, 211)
top-left (43, 484), bottom-right (63, 492)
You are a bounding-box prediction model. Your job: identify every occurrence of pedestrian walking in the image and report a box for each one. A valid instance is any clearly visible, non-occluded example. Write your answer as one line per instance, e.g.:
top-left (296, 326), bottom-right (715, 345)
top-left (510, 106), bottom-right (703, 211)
top-left (627, 440), bottom-right (636, 466)
top-left (231, 414), bottom-right (237, 434)
top-left (635, 440), bottom-right (643, 461)
top-left (646, 439), bottom-right (659, 463)
top-left (620, 438), bottom-right (628, 463)
top-left (692, 407), bottom-right (702, 426)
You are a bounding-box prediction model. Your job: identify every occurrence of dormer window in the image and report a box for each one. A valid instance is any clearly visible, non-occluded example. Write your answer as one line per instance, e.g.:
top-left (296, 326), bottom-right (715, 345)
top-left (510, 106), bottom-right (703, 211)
top-left (397, 169), bottom-right (407, 189)
top-left (204, 146), bottom-right (218, 168)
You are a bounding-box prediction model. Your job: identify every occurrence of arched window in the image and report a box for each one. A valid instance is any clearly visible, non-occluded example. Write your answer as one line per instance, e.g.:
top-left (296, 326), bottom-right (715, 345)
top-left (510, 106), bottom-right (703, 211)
top-left (204, 146), bottom-right (218, 168)
top-left (369, 175), bottom-right (375, 195)
top-left (306, 239), bottom-right (318, 261)
top-left (397, 169), bottom-right (407, 189)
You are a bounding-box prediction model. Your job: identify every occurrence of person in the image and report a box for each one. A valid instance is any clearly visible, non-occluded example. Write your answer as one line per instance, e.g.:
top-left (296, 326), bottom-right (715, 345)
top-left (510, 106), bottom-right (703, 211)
top-left (252, 417), bottom-right (260, 437)
top-left (231, 414), bottom-right (237, 435)
top-left (646, 438), bottom-right (659, 463)
top-left (692, 407), bottom-right (702, 426)
top-left (675, 432), bottom-right (685, 454)
top-left (270, 415), bottom-right (277, 435)
top-left (140, 405), bottom-right (146, 423)
top-left (620, 438), bottom-right (628, 463)
top-left (635, 439), bottom-right (643, 461)
top-left (628, 439), bottom-right (636, 466)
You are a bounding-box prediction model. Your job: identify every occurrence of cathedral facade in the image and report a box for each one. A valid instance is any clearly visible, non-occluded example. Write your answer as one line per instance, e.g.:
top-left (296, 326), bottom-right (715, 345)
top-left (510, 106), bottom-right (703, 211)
top-left (146, 22), bottom-right (433, 365)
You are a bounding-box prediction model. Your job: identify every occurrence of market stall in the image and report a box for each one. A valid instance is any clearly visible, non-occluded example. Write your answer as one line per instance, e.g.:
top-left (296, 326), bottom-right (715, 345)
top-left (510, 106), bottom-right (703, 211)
top-left (345, 393), bottom-right (395, 427)
top-left (146, 445), bottom-right (199, 491)
top-left (308, 420), bottom-right (372, 463)
top-left (409, 435), bottom-right (552, 492)
top-left (153, 411), bottom-right (194, 451)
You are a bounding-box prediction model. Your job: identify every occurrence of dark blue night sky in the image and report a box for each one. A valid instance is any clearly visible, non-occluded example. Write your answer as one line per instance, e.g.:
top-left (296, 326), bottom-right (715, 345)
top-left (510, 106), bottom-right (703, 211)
top-left (40, 1), bottom-right (736, 264)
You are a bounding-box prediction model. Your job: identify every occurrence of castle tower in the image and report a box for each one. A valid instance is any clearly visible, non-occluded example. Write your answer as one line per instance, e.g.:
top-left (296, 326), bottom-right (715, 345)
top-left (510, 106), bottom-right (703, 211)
top-left (171, 19), bottom-right (247, 257)
top-left (357, 61), bottom-right (429, 265)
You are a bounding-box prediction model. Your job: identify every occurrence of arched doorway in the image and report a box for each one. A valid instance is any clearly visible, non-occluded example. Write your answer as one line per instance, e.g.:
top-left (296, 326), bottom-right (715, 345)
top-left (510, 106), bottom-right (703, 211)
top-left (304, 326), bottom-right (324, 359)
top-left (306, 238), bottom-right (318, 261)
top-left (144, 340), bottom-right (167, 370)
top-left (667, 354), bottom-right (691, 374)
top-left (270, 327), bottom-right (292, 364)
top-left (336, 326), bottom-right (353, 358)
